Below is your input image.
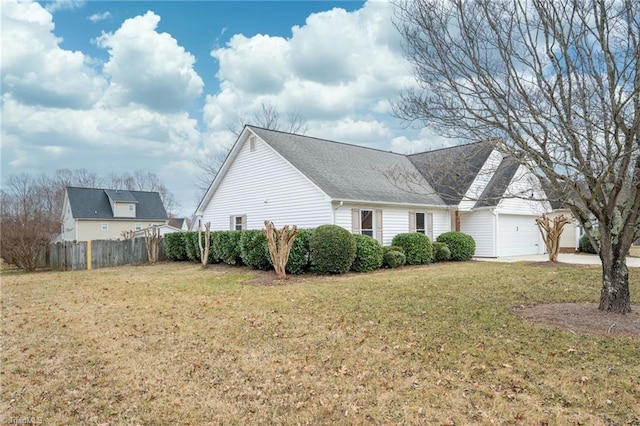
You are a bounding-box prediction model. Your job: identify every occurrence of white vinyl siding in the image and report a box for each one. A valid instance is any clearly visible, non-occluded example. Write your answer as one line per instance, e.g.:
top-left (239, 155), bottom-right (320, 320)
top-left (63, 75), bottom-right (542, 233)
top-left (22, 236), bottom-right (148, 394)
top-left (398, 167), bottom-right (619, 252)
top-left (460, 209), bottom-right (496, 257)
top-left (337, 204), bottom-right (450, 246)
top-left (498, 165), bottom-right (549, 216)
top-left (201, 135), bottom-right (332, 231)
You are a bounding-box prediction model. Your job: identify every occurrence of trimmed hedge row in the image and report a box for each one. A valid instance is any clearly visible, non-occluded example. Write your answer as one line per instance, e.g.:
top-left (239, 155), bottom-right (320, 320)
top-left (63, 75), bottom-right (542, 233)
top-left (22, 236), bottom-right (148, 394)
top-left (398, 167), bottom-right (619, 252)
top-left (164, 228), bottom-right (475, 275)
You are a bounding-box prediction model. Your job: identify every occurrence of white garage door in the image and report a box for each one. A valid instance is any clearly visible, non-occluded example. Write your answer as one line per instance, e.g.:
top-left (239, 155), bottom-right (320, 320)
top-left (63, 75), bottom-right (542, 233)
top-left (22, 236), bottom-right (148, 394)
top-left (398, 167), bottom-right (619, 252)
top-left (498, 215), bottom-right (542, 257)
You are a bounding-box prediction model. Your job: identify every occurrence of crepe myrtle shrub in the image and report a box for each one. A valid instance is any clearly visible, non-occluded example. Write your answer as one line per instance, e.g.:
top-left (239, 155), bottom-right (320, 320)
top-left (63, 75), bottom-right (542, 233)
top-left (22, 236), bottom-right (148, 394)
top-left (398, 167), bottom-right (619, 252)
top-left (309, 225), bottom-right (356, 274)
top-left (436, 232), bottom-right (475, 261)
top-left (383, 250), bottom-right (406, 268)
top-left (164, 232), bottom-right (188, 261)
top-left (391, 233), bottom-right (434, 265)
top-left (432, 241), bottom-right (451, 262)
top-left (212, 231), bottom-right (243, 266)
top-left (351, 234), bottom-right (384, 272)
top-left (240, 230), bottom-right (272, 270)
top-left (286, 228), bottom-right (313, 275)
top-left (580, 230), bottom-right (599, 254)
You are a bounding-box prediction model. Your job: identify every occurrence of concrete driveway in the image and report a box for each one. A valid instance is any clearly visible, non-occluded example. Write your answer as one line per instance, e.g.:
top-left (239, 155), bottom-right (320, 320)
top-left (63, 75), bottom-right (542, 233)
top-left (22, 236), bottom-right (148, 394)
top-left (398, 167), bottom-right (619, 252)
top-left (474, 253), bottom-right (640, 267)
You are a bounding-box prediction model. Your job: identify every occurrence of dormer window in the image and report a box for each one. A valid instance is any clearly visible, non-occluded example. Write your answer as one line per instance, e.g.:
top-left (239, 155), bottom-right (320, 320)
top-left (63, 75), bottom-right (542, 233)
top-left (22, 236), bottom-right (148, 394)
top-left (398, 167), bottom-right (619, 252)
top-left (129, 204), bottom-right (134, 211)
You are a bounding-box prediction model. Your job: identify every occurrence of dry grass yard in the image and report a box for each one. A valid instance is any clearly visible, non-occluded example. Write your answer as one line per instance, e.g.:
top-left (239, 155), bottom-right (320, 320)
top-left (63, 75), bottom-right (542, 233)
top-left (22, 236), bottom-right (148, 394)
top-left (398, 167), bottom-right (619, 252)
top-left (1, 261), bottom-right (639, 425)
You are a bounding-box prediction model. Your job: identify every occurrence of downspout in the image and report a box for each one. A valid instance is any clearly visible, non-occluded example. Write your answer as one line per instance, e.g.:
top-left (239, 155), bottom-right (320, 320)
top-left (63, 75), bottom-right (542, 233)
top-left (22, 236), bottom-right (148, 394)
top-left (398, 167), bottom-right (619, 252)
top-left (332, 200), bottom-right (343, 225)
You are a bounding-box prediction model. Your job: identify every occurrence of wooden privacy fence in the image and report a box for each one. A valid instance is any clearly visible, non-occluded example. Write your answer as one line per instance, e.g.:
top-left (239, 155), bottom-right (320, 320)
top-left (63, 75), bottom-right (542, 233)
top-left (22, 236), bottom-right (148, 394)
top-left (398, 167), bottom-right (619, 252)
top-left (49, 238), bottom-right (166, 271)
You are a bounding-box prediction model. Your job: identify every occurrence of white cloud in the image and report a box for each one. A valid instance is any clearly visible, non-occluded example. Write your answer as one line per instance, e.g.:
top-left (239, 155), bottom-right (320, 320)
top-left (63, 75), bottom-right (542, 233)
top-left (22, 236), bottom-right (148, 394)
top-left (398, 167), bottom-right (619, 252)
top-left (204, 0), bottom-right (413, 141)
top-left (390, 128), bottom-right (455, 154)
top-left (97, 11), bottom-right (204, 113)
top-left (1, 3), bottom-right (204, 214)
top-left (45, 0), bottom-right (85, 13)
top-left (1, 0), bottom-right (106, 109)
top-left (212, 33), bottom-right (291, 95)
top-left (88, 11), bottom-right (111, 23)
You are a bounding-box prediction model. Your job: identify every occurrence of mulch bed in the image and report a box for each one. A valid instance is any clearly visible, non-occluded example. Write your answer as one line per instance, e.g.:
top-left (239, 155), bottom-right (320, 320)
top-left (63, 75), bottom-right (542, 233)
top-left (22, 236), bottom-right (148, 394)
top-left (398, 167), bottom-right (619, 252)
top-left (515, 303), bottom-right (640, 339)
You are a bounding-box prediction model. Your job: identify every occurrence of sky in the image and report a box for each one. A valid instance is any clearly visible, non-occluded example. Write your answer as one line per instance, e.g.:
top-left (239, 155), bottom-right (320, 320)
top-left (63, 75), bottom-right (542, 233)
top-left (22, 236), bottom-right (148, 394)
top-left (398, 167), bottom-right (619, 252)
top-left (1, 0), bottom-right (451, 216)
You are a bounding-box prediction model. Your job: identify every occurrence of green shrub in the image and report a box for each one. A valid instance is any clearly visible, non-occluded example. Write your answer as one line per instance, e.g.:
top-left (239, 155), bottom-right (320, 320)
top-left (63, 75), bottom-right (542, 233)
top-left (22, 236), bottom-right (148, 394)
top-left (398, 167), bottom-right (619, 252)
top-left (382, 245), bottom-right (405, 268)
top-left (391, 233), bottom-right (433, 265)
top-left (309, 225), bottom-right (356, 274)
top-left (184, 232), bottom-right (200, 262)
top-left (580, 230), bottom-right (599, 254)
top-left (164, 232), bottom-right (188, 261)
top-left (210, 231), bottom-right (223, 263)
top-left (351, 234), bottom-right (384, 272)
top-left (240, 230), bottom-right (272, 270)
top-left (286, 228), bottom-right (313, 275)
top-left (383, 250), bottom-right (406, 268)
top-left (436, 232), bottom-right (475, 261)
top-left (433, 242), bottom-right (451, 262)
top-left (212, 231), bottom-right (243, 265)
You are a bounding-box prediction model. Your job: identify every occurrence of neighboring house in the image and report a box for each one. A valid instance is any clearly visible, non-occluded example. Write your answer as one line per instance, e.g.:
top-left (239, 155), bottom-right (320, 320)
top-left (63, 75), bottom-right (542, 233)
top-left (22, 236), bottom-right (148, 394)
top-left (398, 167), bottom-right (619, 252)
top-left (194, 126), bottom-right (551, 257)
top-left (168, 217), bottom-right (190, 231)
top-left (61, 187), bottom-right (168, 241)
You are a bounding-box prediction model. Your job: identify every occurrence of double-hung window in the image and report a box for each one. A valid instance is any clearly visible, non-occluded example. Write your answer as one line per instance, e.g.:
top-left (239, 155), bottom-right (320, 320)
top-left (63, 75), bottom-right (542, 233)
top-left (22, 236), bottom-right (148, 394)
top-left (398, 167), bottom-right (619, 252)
top-left (410, 211), bottom-right (433, 240)
top-left (361, 210), bottom-right (374, 238)
top-left (230, 215), bottom-right (246, 231)
top-left (352, 208), bottom-right (383, 243)
top-left (415, 212), bottom-right (426, 235)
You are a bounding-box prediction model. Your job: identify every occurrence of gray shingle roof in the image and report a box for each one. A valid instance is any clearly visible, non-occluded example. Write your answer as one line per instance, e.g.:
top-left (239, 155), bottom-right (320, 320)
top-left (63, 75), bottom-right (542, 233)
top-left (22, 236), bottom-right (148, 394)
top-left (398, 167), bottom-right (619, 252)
top-left (104, 189), bottom-right (138, 203)
top-left (474, 157), bottom-right (520, 208)
top-left (66, 187), bottom-right (168, 220)
top-left (407, 141), bottom-right (495, 205)
top-left (249, 126), bottom-right (445, 206)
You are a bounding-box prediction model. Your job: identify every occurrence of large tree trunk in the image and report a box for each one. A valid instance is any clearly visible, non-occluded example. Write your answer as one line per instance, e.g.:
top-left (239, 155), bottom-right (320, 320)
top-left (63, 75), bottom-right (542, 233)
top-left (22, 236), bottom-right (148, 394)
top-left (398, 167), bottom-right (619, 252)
top-left (599, 257), bottom-right (631, 314)
top-left (598, 238), bottom-right (632, 314)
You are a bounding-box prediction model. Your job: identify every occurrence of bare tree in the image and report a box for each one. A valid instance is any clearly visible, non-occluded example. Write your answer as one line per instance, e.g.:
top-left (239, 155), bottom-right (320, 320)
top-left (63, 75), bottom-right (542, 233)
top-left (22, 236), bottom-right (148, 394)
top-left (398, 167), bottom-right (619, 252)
top-left (226, 101), bottom-right (309, 137)
top-left (0, 174), bottom-right (59, 271)
top-left (263, 221), bottom-right (297, 280)
top-left (536, 214), bottom-right (572, 262)
top-left (393, 0), bottom-right (639, 313)
top-left (107, 170), bottom-right (179, 216)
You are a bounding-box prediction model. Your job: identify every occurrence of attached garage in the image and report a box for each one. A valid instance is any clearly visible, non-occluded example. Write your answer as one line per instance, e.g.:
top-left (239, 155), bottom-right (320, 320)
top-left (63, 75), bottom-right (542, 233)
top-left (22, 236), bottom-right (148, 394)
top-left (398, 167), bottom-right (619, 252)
top-left (497, 214), bottom-right (543, 257)
top-left (460, 211), bottom-right (544, 257)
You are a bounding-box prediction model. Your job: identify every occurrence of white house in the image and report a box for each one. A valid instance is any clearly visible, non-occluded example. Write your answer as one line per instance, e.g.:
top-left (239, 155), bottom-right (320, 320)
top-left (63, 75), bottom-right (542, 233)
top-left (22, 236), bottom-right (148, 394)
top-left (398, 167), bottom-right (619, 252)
top-left (194, 126), bottom-right (551, 257)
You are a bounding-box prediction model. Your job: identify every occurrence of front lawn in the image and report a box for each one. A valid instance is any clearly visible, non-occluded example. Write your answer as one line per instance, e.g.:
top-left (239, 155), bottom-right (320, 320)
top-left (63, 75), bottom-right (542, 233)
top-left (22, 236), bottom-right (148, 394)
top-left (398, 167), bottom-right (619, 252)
top-left (1, 262), bottom-right (638, 425)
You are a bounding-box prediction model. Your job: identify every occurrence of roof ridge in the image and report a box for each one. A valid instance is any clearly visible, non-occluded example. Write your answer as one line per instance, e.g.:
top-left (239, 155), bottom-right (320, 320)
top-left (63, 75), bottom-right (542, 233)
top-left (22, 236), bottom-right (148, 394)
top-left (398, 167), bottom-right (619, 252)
top-left (66, 186), bottom-right (160, 194)
top-left (247, 125), bottom-right (407, 158)
top-left (407, 139), bottom-right (496, 156)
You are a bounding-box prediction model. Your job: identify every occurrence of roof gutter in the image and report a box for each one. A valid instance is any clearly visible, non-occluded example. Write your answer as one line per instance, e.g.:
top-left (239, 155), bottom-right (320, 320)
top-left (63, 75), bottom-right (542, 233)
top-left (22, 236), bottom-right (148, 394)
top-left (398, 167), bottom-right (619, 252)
top-left (330, 198), bottom-right (448, 209)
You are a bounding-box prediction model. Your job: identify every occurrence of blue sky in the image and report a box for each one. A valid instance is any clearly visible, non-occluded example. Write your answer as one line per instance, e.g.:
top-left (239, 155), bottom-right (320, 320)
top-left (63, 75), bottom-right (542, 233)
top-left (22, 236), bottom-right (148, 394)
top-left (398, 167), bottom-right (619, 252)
top-left (1, 0), bottom-right (449, 215)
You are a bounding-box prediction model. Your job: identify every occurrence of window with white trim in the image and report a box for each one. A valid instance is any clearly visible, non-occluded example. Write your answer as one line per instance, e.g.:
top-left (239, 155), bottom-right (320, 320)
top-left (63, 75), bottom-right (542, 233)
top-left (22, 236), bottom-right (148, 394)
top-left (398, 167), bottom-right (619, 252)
top-left (361, 210), bottom-right (374, 238)
top-left (101, 223), bottom-right (108, 231)
top-left (415, 212), bottom-right (426, 235)
top-left (409, 211), bottom-right (433, 240)
top-left (231, 215), bottom-right (246, 231)
top-left (135, 223), bottom-right (142, 231)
